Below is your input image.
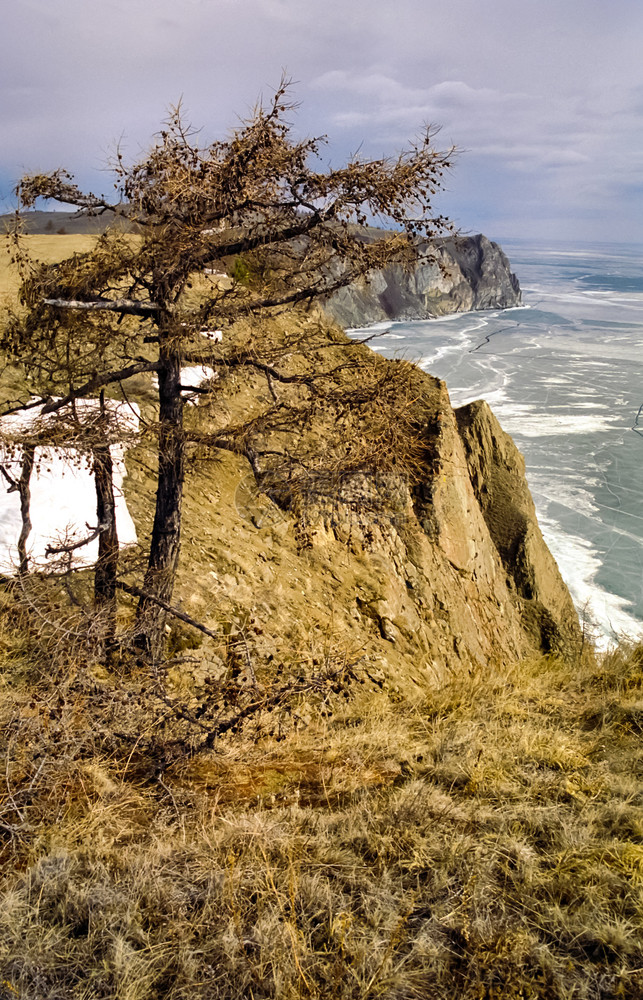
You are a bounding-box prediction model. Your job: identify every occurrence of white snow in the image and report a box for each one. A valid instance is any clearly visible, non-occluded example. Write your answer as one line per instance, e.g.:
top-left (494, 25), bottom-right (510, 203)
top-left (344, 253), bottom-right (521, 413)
top-left (0, 357), bottom-right (217, 575)
top-left (152, 363), bottom-right (217, 404)
top-left (180, 365), bottom-right (216, 388)
top-left (0, 399), bottom-right (139, 575)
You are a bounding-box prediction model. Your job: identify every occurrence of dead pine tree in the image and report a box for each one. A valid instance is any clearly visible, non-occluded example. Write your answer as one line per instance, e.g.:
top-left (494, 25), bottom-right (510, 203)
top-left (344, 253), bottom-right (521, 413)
top-left (3, 78), bottom-right (455, 659)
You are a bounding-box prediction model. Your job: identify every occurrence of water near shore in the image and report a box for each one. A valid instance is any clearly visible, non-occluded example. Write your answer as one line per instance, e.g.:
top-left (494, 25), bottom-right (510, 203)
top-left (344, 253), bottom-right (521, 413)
top-left (351, 240), bottom-right (643, 646)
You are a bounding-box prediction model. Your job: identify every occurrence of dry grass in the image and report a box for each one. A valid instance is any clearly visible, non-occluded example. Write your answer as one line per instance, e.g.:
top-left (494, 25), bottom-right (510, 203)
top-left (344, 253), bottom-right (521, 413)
top-left (1, 600), bottom-right (642, 999)
top-left (0, 234), bottom-right (100, 304)
top-left (0, 237), bottom-right (641, 997)
top-left (0, 235), bottom-right (103, 408)
top-left (0, 236), bottom-right (641, 997)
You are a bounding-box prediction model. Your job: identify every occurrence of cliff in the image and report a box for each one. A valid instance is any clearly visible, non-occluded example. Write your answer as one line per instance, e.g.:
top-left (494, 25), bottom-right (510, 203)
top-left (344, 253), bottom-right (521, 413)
top-left (324, 233), bottom-right (521, 327)
top-left (455, 399), bottom-right (580, 652)
top-left (0, 230), bottom-right (573, 693)
top-left (123, 318), bottom-right (580, 701)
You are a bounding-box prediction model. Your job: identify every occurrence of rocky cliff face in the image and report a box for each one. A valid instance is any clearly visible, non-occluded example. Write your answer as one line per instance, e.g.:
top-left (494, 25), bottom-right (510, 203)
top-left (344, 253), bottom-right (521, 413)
top-left (131, 320), bottom-right (580, 699)
top-left (324, 234), bottom-right (521, 328)
top-left (454, 399), bottom-right (580, 656)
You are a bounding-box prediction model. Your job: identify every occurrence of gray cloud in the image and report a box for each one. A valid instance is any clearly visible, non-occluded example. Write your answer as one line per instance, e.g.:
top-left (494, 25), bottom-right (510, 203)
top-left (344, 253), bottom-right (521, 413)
top-left (2, 0), bottom-right (642, 241)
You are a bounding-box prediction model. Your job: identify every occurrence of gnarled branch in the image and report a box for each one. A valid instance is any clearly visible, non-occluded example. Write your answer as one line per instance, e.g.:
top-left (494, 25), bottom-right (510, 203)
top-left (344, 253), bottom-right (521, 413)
top-left (43, 297), bottom-right (160, 316)
top-left (39, 361), bottom-right (160, 415)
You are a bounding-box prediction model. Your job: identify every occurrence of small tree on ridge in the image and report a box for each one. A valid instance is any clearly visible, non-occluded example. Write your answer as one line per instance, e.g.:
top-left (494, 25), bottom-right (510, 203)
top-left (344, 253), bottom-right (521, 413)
top-left (3, 81), bottom-right (455, 658)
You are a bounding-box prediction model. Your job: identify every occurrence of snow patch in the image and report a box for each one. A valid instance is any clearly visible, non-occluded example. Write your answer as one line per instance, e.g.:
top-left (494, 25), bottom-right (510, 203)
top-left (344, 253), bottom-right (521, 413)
top-left (0, 399), bottom-right (139, 575)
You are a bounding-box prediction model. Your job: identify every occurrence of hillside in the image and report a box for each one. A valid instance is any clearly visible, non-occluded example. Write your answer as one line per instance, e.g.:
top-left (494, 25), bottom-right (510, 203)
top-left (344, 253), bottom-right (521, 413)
top-left (1, 601), bottom-right (642, 998)
top-left (0, 234), bottom-right (103, 312)
top-left (0, 238), bottom-right (580, 690)
top-left (0, 210), bottom-right (137, 236)
top-left (1, 233), bottom-right (641, 998)
top-left (0, 218), bottom-right (522, 325)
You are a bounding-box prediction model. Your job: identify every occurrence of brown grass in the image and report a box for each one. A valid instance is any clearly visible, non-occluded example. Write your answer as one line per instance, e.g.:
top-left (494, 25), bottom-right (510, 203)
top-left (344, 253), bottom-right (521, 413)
top-left (1, 597), bottom-right (642, 998)
top-left (0, 234), bottom-right (100, 305)
top-left (0, 235), bottom-right (104, 408)
top-left (0, 236), bottom-right (641, 997)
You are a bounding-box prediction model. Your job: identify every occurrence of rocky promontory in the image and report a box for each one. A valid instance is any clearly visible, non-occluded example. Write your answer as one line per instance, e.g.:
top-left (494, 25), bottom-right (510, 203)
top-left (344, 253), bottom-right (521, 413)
top-left (324, 233), bottom-right (521, 327)
top-left (134, 316), bottom-right (581, 699)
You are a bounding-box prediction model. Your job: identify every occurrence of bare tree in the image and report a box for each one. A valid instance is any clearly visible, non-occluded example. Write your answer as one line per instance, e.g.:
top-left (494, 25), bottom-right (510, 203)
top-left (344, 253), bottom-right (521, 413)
top-left (0, 394), bottom-right (138, 652)
top-left (0, 444), bottom-right (35, 576)
top-left (2, 81), bottom-right (454, 657)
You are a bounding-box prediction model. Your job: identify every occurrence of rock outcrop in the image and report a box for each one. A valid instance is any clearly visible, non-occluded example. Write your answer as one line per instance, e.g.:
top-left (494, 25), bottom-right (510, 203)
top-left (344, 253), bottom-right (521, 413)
top-left (455, 399), bottom-right (580, 655)
top-left (324, 233), bottom-right (521, 327)
top-left (142, 323), bottom-right (580, 698)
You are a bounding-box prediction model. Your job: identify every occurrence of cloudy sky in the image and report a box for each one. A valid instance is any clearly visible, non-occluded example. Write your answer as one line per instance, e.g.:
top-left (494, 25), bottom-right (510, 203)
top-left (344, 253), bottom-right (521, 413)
top-left (2, 0), bottom-right (642, 243)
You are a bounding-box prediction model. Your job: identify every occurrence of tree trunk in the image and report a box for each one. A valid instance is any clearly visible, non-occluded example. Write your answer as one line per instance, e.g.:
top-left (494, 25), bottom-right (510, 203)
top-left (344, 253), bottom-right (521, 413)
top-left (93, 416), bottom-right (118, 650)
top-left (135, 340), bottom-right (185, 658)
top-left (17, 445), bottom-right (35, 576)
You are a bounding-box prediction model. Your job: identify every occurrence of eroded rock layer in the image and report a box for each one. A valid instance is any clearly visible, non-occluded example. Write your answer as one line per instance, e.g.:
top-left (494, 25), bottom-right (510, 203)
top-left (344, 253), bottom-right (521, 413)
top-left (455, 399), bottom-right (580, 656)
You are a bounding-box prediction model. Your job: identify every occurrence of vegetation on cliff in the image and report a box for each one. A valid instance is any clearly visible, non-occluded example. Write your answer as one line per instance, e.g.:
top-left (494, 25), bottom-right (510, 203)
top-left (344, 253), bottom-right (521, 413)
top-left (0, 269), bottom-right (639, 995)
top-left (3, 82), bottom-right (455, 659)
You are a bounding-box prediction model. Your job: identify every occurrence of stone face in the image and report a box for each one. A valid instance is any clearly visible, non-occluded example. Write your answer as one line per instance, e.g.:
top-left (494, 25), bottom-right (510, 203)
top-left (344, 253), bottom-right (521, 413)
top-left (161, 347), bottom-right (581, 698)
top-left (324, 234), bottom-right (521, 327)
top-left (359, 379), bottom-right (582, 680)
top-left (455, 399), bottom-right (581, 658)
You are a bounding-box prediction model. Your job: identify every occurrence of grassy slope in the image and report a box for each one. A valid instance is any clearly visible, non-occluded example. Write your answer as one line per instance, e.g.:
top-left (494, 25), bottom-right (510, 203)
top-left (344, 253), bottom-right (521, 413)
top-left (1, 237), bottom-right (643, 998)
top-left (0, 620), bottom-right (642, 998)
top-left (0, 236), bottom-right (102, 408)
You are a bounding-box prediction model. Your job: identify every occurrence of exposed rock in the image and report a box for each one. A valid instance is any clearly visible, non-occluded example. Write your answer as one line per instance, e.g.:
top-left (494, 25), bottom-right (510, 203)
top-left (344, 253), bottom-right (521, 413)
top-left (136, 326), bottom-right (581, 698)
top-left (455, 399), bottom-right (580, 657)
top-left (324, 233), bottom-right (521, 327)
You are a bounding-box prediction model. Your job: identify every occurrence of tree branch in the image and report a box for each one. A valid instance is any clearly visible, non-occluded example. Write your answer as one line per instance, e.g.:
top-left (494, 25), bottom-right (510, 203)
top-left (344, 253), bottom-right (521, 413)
top-left (45, 523), bottom-right (104, 557)
top-left (180, 354), bottom-right (353, 393)
top-left (204, 264), bottom-right (365, 320)
top-left (43, 297), bottom-right (160, 317)
top-left (39, 361), bottom-right (160, 415)
top-left (180, 384), bottom-right (210, 394)
top-left (201, 207), bottom-right (332, 262)
top-left (0, 464), bottom-right (18, 492)
top-left (116, 580), bottom-right (219, 640)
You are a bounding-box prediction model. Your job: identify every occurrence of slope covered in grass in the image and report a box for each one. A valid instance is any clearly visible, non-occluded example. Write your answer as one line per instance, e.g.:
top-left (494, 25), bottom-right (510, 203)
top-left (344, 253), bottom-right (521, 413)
top-left (0, 233), bottom-right (637, 1000)
top-left (0, 234), bottom-right (99, 304)
top-left (1, 614), bottom-right (642, 998)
